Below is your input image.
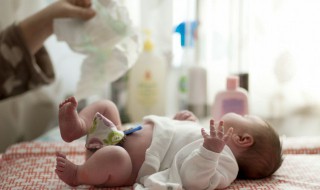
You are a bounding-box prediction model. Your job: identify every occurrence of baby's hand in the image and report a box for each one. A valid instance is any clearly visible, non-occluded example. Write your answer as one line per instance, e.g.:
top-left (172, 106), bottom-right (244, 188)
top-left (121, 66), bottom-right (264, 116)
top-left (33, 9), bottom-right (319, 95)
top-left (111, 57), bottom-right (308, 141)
top-left (173, 110), bottom-right (198, 122)
top-left (201, 120), bottom-right (233, 153)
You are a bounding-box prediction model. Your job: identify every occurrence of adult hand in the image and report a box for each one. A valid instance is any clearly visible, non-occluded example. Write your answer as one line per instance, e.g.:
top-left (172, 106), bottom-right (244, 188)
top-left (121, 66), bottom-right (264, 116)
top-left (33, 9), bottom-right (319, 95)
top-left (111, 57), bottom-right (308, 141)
top-left (19, 0), bottom-right (96, 54)
top-left (50, 0), bottom-right (96, 20)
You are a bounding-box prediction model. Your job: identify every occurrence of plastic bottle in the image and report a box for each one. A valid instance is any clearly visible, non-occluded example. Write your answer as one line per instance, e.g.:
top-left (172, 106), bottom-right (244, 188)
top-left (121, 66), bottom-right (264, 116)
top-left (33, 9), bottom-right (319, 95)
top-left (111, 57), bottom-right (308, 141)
top-left (111, 73), bottom-right (131, 123)
top-left (187, 21), bottom-right (208, 118)
top-left (211, 75), bottom-right (248, 121)
top-left (127, 30), bottom-right (167, 122)
top-left (174, 21), bottom-right (198, 111)
top-left (187, 65), bottom-right (207, 118)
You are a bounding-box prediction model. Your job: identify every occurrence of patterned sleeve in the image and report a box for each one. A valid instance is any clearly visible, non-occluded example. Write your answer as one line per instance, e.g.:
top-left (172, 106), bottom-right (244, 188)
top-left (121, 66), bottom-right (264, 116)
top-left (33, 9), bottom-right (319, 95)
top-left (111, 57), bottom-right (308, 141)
top-left (0, 23), bottom-right (55, 100)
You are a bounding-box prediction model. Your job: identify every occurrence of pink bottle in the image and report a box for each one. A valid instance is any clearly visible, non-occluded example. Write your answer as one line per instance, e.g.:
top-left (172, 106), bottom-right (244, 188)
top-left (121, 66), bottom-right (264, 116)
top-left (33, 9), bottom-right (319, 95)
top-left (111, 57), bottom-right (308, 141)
top-left (211, 75), bottom-right (248, 121)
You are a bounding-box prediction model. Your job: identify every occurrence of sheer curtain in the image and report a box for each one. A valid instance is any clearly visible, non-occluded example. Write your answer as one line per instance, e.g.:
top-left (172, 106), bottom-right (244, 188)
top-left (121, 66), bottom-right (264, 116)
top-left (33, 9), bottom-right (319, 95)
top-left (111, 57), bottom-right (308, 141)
top-left (196, 0), bottom-right (320, 119)
top-left (243, 0), bottom-right (320, 119)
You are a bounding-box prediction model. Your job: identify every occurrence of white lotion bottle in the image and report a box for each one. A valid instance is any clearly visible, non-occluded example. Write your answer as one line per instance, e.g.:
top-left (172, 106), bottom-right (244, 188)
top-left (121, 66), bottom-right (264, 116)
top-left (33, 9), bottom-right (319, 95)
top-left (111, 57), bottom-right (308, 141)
top-left (211, 75), bottom-right (248, 121)
top-left (127, 31), bottom-right (167, 122)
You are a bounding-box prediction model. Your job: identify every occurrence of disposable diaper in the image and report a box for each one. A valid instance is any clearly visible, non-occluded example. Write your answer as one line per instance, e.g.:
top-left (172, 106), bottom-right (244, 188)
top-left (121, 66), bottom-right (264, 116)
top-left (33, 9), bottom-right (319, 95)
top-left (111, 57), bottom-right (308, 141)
top-left (86, 112), bottom-right (125, 149)
top-left (53, 0), bottom-right (141, 99)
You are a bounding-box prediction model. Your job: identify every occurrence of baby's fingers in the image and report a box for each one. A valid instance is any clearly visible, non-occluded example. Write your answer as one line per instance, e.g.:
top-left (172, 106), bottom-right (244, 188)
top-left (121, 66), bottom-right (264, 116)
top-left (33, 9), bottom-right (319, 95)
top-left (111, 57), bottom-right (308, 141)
top-left (201, 128), bottom-right (209, 139)
top-left (222, 127), bottom-right (234, 142)
top-left (209, 119), bottom-right (217, 137)
top-left (217, 121), bottom-right (224, 139)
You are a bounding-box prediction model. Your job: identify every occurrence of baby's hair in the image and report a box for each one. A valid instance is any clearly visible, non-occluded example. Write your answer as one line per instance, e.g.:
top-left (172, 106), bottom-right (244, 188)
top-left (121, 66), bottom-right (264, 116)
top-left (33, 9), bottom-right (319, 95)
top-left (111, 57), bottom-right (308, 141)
top-left (236, 121), bottom-right (283, 179)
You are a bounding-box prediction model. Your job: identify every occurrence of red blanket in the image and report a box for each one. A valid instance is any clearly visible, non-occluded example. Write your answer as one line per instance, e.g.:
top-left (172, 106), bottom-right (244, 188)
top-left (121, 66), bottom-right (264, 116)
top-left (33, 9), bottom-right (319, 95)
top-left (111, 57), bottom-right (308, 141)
top-left (1, 140), bottom-right (320, 189)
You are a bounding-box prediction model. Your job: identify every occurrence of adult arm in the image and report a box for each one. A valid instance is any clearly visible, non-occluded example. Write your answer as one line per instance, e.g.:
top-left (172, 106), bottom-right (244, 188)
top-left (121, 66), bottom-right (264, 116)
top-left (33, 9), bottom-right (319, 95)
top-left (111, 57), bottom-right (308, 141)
top-left (0, 0), bottom-right (95, 100)
top-left (18, 0), bottom-right (95, 54)
top-left (0, 24), bottom-right (54, 100)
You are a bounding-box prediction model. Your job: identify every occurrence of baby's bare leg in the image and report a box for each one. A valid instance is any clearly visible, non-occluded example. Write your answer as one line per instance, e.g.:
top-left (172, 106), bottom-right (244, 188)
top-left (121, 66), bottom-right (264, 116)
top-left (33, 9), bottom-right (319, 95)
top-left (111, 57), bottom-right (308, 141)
top-left (59, 97), bottom-right (122, 142)
top-left (78, 99), bottom-right (123, 130)
top-left (59, 97), bottom-right (87, 142)
top-left (55, 146), bottom-right (132, 187)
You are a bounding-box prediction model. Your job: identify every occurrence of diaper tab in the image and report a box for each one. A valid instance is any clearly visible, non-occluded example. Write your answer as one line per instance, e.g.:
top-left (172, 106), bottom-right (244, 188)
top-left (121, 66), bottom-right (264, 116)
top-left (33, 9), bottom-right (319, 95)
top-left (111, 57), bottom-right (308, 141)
top-left (86, 112), bottom-right (125, 149)
top-left (124, 125), bottom-right (142, 135)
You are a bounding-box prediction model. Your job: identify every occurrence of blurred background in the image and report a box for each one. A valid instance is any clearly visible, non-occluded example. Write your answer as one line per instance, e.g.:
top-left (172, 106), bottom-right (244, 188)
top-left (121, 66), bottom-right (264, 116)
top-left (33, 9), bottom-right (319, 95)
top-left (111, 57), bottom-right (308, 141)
top-left (1, 0), bottom-right (320, 152)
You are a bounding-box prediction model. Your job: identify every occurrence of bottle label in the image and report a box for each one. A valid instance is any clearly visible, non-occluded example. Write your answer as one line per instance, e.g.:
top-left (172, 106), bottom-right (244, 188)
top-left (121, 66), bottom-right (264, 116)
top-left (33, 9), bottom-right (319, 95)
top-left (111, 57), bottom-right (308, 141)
top-left (136, 70), bottom-right (158, 108)
top-left (178, 75), bottom-right (188, 110)
top-left (178, 75), bottom-right (188, 93)
top-left (222, 99), bottom-right (244, 115)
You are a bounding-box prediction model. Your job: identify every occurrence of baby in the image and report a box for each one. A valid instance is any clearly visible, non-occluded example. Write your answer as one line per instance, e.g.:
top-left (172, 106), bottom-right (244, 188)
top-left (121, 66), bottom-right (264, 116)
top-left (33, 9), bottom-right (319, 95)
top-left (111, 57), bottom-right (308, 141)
top-left (55, 96), bottom-right (283, 189)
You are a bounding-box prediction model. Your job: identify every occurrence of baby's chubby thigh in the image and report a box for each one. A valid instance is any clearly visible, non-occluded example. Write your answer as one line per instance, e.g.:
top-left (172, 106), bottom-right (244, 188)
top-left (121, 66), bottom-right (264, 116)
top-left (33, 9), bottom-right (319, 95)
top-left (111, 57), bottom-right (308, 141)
top-left (82, 145), bottom-right (133, 186)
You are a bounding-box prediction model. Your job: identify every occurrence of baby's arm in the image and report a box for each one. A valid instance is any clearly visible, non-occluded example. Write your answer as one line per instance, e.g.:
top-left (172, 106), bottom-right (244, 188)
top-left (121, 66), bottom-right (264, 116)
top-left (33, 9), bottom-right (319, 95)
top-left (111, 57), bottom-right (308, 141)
top-left (173, 110), bottom-right (198, 122)
top-left (179, 120), bottom-right (236, 189)
top-left (201, 120), bottom-right (233, 153)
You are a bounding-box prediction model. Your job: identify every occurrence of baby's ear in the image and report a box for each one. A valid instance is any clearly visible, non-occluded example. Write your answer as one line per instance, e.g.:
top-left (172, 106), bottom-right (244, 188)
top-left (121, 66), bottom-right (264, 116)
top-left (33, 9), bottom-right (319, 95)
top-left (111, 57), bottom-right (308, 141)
top-left (232, 133), bottom-right (254, 147)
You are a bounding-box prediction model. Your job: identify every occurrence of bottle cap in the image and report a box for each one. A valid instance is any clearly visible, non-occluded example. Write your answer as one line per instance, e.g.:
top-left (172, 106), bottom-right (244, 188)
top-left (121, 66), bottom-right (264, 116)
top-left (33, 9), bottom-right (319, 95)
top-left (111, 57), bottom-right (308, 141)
top-left (174, 21), bottom-right (198, 47)
top-left (226, 75), bottom-right (239, 90)
top-left (143, 29), bottom-right (154, 52)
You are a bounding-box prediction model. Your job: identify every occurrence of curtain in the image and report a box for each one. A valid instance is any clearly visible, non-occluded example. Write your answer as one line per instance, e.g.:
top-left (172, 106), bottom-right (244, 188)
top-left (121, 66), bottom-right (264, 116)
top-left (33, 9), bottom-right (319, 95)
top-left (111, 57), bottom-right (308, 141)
top-left (194, 0), bottom-right (320, 119)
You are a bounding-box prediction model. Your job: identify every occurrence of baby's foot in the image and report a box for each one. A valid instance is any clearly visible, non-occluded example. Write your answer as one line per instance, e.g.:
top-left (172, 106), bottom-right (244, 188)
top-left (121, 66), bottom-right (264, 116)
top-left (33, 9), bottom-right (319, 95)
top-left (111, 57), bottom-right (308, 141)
top-left (59, 96), bottom-right (85, 142)
top-left (55, 152), bottom-right (79, 187)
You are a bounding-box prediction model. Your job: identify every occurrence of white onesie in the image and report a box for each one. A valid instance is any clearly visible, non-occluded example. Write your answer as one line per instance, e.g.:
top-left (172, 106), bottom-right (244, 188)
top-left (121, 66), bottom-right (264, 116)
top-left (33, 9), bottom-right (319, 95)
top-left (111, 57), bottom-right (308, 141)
top-left (135, 115), bottom-right (238, 190)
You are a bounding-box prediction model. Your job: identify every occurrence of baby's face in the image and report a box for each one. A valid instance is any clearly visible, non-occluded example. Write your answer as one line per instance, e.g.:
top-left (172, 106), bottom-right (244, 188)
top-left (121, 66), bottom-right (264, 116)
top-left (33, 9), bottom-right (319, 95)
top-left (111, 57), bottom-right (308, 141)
top-left (221, 113), bottom-right (267, 133)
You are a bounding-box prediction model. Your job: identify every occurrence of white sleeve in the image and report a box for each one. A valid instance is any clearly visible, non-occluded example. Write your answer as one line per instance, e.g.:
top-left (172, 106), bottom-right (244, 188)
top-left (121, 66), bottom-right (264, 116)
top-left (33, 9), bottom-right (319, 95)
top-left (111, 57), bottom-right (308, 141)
top-left (179, 146), bottom-right (238, 190)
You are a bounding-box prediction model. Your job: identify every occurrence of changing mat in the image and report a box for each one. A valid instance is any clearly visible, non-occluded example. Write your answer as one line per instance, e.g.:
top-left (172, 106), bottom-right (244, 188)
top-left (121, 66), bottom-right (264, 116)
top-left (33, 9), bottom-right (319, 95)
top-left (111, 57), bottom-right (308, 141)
top-left (1, 137), bottom-right (320, 189)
